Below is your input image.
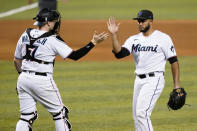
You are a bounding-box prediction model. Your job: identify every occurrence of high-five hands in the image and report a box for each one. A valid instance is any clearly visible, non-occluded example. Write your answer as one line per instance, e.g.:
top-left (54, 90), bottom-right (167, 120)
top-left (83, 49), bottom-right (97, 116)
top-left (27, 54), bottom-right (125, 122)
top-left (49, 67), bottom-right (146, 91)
top-left (90, 16), bottom-right (120, 45)
top-left (91, 31), bottom-right (108, 45)
top-left (107, 17), bottom-right (120, 34)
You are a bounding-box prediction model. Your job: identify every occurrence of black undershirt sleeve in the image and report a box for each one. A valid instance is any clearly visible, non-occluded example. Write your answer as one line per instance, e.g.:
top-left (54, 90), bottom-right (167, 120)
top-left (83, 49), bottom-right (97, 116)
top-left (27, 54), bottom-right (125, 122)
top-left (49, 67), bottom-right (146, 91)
top-left (112, 47), bottom-right (130, 59)
top-left (168, 56), bottom-right (178, 64)
top-left (68, 42), bottom-right (95, 60)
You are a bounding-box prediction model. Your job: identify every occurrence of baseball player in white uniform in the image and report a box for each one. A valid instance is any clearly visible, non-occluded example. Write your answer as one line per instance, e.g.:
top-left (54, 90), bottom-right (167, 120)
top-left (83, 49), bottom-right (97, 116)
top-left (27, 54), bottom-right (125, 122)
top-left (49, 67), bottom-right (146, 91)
top-left (14, 8), bottom-right (108, 131)
top-left (107, 10), bottom-right (181, 131)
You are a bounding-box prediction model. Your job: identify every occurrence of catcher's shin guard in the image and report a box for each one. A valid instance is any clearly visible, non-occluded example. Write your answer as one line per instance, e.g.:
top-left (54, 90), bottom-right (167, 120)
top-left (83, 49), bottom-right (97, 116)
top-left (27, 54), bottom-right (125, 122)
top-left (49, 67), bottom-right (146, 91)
top-left (16, 111), bottom-right (38, 131)
top-left (53, 106), bottom-right (72, 131)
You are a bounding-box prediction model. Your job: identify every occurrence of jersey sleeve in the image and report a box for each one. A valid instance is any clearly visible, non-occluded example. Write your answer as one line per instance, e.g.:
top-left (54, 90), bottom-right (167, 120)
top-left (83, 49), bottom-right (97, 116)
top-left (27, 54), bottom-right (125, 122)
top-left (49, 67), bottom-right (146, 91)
top-left (53, 37), bottom-right (73, 59)
top-left (161, 35), bottom-right (177, 59)
top-left (122, 37), bottom-right (133, 53)
top-left (14, 35), bottom-right (23, 59)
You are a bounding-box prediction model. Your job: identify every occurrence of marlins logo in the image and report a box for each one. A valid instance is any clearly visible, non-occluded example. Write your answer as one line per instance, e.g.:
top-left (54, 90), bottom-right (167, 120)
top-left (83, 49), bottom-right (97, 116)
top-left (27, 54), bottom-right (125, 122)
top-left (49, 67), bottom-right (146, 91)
top-left (170, 46), bottom-right (175, 53)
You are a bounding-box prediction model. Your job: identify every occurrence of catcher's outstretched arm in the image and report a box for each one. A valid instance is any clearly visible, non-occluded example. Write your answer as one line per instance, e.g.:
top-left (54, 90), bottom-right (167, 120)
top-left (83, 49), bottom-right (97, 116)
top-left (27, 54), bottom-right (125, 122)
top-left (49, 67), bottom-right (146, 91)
top-left (68, 42), bottom-right (95, 61)
top-left (68, 31), bottom-right (108, 61)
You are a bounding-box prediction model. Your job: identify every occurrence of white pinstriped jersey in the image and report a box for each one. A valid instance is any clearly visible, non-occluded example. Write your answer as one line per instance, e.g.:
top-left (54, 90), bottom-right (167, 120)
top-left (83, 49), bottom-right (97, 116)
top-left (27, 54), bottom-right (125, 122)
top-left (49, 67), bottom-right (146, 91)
top-left (14, 29), bottom-right (73, 73)
top-left (122, 30), bottom-right (177, 74)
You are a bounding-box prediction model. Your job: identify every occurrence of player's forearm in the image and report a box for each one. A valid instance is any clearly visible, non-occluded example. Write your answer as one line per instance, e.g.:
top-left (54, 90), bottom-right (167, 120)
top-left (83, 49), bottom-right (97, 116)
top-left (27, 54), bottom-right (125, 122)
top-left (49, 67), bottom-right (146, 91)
top-left (111, 33), bottom-right (121, 53)
top-left (171, 61), bottom-right (180, 89)
top-left (14, 58), bottom-right (22, 74)
top-left (68, 42), bottom-right (95, 61)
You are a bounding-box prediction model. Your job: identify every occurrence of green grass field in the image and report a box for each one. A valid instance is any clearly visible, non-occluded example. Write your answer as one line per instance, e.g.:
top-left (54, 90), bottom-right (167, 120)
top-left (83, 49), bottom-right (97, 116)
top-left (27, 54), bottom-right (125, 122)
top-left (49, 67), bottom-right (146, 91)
top-left (0, 0), bottom-right (197, 20)
top-left (0, 56), bottom-right (197, 131)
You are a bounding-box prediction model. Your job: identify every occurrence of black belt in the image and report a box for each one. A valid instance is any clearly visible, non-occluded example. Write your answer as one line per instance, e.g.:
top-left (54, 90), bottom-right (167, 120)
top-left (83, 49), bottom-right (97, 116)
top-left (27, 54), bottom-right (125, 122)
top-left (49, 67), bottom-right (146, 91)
top-left (137, 72), bottom-right (164, 79)
top-left (22, 70), bottom-right (47, 76)
top-left (138, 72), bottom-right (155, 79)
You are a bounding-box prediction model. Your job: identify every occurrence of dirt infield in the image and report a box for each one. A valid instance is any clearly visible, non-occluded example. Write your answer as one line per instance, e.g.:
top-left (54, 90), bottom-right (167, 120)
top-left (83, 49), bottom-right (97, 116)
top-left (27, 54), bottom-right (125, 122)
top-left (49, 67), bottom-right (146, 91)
top-left (0, 20), bottom-right (197, 61)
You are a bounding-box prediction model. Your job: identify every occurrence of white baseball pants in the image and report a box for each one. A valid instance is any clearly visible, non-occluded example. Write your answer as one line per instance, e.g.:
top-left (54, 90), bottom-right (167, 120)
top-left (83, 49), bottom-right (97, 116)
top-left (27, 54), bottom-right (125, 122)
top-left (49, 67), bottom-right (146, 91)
top-left (16, 72), bottom-right (70, 131)
top-left (132, 72), bottom-right (165, 131)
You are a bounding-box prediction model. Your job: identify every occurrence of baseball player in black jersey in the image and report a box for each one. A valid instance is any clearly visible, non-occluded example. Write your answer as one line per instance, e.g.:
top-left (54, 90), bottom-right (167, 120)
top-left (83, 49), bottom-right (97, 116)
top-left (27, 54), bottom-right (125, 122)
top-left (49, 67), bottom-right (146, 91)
top-left (14, 8), bottom-right (108, 131)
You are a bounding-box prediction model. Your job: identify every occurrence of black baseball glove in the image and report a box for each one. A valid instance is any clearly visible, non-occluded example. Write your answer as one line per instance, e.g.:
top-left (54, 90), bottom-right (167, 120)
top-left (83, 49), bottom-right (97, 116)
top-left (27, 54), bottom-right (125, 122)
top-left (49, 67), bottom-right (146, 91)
top-left (167, 88), bottom-right (187, 110)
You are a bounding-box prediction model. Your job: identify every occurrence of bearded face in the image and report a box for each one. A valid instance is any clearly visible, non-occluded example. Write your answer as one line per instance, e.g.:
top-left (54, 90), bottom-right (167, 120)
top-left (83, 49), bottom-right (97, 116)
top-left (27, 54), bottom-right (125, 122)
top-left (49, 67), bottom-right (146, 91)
top-left (139, 23), bottom-right (150, 33)
top-left (138, 19), bottom-right (152, 33)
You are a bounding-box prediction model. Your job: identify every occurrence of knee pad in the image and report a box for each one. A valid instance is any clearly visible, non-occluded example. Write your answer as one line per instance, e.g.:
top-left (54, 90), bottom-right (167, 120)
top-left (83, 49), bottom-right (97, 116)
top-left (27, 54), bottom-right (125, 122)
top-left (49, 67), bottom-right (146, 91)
top-left (53, 106), bottom-right (72, 130)
top-left (19, 111), bottom-right (38, 131)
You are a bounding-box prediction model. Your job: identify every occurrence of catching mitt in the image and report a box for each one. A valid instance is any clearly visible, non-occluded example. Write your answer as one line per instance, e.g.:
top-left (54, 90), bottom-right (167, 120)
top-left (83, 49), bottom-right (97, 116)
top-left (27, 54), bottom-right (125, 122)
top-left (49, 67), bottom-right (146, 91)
top-left (167, 88), bottom-right (187, 110)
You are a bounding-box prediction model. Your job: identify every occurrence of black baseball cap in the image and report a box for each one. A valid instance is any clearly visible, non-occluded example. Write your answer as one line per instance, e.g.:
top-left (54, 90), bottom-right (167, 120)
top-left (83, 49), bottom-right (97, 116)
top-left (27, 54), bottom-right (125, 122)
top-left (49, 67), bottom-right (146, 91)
top-left (33, 8), bottom-right (60, 22)
top-left (133, 10), bottom-right (153, 20)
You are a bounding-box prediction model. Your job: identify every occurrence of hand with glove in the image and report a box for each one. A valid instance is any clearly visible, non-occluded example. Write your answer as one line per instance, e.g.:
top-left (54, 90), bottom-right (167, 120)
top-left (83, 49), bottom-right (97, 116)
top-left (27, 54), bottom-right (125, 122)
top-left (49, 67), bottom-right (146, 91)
top-left (167, 87), bottom-right (187, 110)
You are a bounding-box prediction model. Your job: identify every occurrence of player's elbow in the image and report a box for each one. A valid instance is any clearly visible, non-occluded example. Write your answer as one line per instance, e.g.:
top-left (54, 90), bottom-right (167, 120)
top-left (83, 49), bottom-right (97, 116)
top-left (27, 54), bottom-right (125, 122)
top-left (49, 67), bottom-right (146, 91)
top-left (114, 55), bottom-right (122, 59)
top-left (72, 57), bottom-right (80, 61)
top-left (67, 57), bottom-right (80, 61)
top-left (168, 56), bottom-right (178, 64)
top-left (113, 50), bottom-right (122, 59)
top-left (14, 58), bottom-right (22, 65)
top-left (112, 47), bottom-right (130, 59)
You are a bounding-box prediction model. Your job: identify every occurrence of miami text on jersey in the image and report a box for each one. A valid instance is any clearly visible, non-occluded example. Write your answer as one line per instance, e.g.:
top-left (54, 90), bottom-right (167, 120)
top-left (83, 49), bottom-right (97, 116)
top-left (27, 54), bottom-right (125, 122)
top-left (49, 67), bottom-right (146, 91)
top-left (132, 44), bottom-right (158, 52)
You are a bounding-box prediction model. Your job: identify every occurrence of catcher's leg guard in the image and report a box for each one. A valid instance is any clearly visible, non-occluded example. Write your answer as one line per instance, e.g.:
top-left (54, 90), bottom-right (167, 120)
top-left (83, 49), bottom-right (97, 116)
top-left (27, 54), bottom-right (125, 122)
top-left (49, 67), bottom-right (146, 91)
top-left (16, 111), bottom-right (38, 131)
top-left (53, 106), bottom-right (72, 131)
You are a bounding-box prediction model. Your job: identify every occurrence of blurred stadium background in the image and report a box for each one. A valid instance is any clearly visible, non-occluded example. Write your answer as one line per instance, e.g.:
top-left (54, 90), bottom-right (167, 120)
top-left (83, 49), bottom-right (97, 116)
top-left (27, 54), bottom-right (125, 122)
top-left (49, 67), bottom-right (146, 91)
top-left (0, 0), bottom-right (197, 19)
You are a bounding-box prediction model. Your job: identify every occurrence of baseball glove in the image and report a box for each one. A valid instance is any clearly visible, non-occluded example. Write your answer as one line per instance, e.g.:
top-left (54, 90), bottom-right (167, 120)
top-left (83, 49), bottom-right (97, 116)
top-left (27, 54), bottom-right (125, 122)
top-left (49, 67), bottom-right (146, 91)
top-left (167, 88), bottom-right (187, 110)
